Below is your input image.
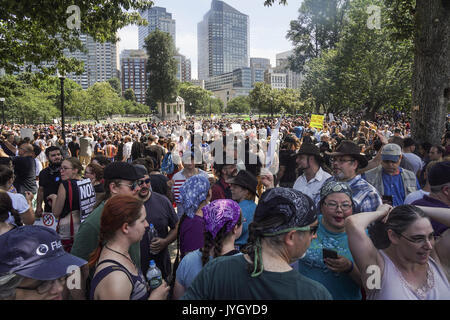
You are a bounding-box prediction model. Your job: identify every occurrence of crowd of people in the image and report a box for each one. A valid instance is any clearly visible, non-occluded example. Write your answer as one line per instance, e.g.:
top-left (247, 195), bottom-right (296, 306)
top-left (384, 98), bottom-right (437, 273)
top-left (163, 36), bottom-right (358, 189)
top-left (0, 110), bottom-right (449, 300)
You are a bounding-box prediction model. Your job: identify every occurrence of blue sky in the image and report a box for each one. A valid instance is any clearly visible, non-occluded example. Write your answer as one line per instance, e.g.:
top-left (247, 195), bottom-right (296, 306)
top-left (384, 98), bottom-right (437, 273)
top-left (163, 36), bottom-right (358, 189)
top-left (117, 0), bottom-right (302, 79)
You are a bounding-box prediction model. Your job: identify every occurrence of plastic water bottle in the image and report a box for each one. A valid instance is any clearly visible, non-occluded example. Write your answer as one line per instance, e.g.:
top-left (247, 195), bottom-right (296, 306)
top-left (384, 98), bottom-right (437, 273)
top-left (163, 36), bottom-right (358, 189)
top-left (148, 224), bottom-right (159, 255)
top-left (146, 260), bottom-right (162, 290)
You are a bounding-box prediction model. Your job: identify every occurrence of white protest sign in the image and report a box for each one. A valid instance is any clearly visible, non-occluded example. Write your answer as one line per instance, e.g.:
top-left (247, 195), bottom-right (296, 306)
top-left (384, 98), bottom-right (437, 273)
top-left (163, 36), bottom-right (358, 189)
top-left (265, 116), bottom-right (283, 169)
top-left (20, 128), bottom-right (33, 140)
top-left (77, 179), bottom-right (96, 222)
top-left (34, 213), bottom-right (58, 231)
top-left (328, 113), bottom-right (335, 122)
top-left (231, 123), bottom-right (242, 133)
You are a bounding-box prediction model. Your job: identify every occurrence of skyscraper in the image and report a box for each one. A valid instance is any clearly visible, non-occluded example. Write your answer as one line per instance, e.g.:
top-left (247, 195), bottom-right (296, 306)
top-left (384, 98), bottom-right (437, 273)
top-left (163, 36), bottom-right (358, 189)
top-left (64, 35), bottom-right (118, 89)
top-left (138, 7), bottom-right (176, 50)
top-left (250, 58), bottom-right (271, 85)
top-left (120, 50), bottom-right (148, 104)
top-left (174, 54), bottom-right (192, 82)
top-left (198, 0), bottom-right (249, 80)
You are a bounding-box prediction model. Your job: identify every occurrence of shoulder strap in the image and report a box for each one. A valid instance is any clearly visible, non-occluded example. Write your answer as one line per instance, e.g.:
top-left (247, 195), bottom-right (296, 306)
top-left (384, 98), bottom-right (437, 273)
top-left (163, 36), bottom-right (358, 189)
top-left (96, 259), bottom-right (135, 283)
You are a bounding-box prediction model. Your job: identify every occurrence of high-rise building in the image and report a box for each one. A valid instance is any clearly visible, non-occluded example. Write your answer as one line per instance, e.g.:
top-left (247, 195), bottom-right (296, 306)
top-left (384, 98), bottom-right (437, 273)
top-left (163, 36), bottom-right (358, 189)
top-left (250, 57), bottom-right (271, 85)
top-left (198, 0), bottom-right (249, 80)
top-left (138, 7), bottom-right (176, 50)
top-left (174, 54), bottom-right (192, 83)
top-left (120, 50), bottom-right (148, 105)
top-left (64, 35), bottom-right (118, 89)
top-left (275, 50), bottom-right (304, 89)
top-left (264, 69), bottom-right (287, 90)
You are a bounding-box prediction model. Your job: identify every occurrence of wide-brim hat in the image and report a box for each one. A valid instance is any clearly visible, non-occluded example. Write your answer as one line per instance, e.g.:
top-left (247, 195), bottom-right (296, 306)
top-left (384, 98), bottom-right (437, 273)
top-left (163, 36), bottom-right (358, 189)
top-left (326, 140), bottom-right (368, 168)
top-left (292, 143), bottom-right (322, 159)
top-left (227, 170), bottom-right (258, 196)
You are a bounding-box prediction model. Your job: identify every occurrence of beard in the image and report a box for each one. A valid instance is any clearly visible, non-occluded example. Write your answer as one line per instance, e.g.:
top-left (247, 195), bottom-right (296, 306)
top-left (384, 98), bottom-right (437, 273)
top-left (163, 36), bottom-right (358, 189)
top-left (138, 187), bottom-right (150, 199)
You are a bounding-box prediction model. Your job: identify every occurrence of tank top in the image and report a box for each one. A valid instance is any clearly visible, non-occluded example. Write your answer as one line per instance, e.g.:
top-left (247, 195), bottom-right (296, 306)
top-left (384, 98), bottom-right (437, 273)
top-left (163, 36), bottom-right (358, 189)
top-left (90, 259), bottom-right (150, 300)
top-left (368, 250), bottom-right (450, 300)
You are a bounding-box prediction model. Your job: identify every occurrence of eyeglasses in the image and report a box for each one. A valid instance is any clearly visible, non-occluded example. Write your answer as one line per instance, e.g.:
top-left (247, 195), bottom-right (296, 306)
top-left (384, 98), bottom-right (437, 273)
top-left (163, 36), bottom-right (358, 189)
top-left (118, 181), bottom-right (139, 191)
top-left (296, 225), bottom-right (318, 236)
top-left (60, 167), bottom-right (73, 171)
top-left (137, 178), bottom-right (151, 186)
top-left (330, 158), bottom-right (355, 164)
top-left (323, 201), bottom-right (352, 211)
top-left (17, 275), bottom-right (67, 295)
top-left (398, 232), bottom-right (435, 245)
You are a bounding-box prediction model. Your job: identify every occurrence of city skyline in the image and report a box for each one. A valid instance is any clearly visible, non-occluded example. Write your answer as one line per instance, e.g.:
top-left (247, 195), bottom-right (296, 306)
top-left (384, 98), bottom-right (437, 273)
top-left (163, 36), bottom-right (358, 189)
top-left (117, 0), bottom-right (301, 79)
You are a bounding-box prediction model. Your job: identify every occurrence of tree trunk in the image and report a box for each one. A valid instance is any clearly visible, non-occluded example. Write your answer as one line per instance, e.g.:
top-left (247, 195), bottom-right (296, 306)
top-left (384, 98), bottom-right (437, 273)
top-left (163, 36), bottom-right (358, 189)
top-left (161, 99), bottom-right (166, 120)
top-left (411, 0), bottom-right (450, 145)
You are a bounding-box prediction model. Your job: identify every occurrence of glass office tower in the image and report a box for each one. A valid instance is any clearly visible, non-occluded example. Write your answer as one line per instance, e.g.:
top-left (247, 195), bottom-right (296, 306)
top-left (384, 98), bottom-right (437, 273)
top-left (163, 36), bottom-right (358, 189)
top-left (198, 0), bottom-right (249, 80)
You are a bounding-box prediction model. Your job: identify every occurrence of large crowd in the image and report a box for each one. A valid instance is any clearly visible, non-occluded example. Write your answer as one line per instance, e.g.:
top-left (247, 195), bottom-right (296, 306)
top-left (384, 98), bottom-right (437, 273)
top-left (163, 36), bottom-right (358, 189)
top-left (0, 111), bottom-right (450, 300)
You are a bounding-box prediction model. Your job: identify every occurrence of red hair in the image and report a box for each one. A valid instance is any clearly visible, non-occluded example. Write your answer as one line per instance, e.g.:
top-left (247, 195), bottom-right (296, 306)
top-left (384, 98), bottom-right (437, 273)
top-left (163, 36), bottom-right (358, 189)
top-left (88, 195), bottom-right (144, 268)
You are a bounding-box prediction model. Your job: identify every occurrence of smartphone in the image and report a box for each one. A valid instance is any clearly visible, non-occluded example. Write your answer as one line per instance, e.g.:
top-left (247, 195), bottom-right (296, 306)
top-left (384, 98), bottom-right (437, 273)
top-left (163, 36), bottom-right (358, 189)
top-left (322, 248), bottom-right (338, 260)
top-left (382, 195), bottom-right (393, 205)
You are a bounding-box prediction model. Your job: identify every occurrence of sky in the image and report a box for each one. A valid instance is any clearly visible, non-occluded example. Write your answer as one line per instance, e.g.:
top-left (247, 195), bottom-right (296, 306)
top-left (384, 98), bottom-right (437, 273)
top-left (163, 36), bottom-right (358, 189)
top-left (117, 0), bottom-right (302, 79)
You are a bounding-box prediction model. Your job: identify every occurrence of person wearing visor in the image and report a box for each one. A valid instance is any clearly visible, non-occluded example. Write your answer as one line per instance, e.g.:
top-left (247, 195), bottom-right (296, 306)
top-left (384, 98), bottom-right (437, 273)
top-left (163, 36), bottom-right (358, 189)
top-left (0, 226), bottom-right (87, 300)
top-left (296, 181), bottom-right (362, 300)
top-left (181, 188), bottom-right (332, 300)
top-left (173, 199), bottom-right (243, 299)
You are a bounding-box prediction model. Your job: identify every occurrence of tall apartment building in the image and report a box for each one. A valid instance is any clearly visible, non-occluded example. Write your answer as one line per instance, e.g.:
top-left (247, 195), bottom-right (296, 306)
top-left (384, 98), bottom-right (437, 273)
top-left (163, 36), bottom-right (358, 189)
top-left (198, 0), bottom-right (249, 80)
top-left (174, 54), bottom-right (192, 82)
top-left (64, 34), bottom-right (118, 89)
top-left (138, 7), bottom-right (176, 49)
top-left (275, 50), bottom-right (304, 89)
top-left (120, 50), bottom-right (148, 105)
top-left (264, 69), bottom-right (287, 90)
top-left (250, 57), bottom-right (271, 85)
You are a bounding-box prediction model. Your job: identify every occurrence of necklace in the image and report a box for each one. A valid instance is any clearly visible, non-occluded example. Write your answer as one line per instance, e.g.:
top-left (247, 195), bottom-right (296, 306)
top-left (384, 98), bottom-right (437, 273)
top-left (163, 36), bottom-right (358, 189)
top-left (396, 262), bottom-right (435, 300)
top-left (104, 244), bottom-right (136, 267)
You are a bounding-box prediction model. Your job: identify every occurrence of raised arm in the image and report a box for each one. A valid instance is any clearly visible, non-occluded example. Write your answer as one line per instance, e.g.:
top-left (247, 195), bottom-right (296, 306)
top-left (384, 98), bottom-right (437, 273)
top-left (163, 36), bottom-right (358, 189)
top-left (345, 204), bottom-right (392, 291)
top-left (415, 206), bottom-right (450, 227)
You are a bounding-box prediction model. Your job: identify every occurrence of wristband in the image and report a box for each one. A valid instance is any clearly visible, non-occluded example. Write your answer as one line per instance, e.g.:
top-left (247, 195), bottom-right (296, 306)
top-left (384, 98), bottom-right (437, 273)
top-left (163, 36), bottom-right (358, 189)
top-left (344, 260), bottom-right (354, 274)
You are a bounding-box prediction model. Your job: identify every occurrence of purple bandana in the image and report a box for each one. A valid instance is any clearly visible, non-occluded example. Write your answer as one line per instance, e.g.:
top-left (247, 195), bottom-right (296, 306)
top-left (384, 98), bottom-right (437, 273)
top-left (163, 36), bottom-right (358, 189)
top-left (202, 199), bottom-right (241, 238)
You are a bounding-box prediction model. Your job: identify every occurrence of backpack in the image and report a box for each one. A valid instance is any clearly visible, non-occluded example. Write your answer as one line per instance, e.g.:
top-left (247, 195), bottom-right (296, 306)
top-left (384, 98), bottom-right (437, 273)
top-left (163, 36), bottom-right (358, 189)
top-left (161, 152), bottom-right (174, 175)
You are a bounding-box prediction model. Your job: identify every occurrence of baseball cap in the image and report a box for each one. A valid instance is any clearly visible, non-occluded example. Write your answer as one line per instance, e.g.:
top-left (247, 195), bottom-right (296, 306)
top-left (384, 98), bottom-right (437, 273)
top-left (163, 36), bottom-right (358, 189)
top-left (133, 164), bottom-right (148, 177)
top-left (428, 161), bottom-right (450, 186)
top-left (0, 226), bottom-right (87, 280)
top-left (381, 143), bottom-right (402, 162)
top-left (103, 162), bottom-right (143, 181)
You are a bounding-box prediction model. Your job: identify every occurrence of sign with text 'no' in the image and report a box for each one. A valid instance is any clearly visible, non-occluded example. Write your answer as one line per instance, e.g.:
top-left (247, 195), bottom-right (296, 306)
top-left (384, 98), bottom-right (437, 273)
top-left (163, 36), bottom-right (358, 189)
top-left (310, 114), bottom-right (325, 129)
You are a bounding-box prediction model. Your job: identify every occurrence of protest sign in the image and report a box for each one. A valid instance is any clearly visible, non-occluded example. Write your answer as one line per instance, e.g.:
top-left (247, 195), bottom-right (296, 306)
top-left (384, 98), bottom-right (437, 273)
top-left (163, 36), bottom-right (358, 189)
top-left (77, 179), bottom-right (96, 222)
top-left (310, 114), bottom-right (325, 129)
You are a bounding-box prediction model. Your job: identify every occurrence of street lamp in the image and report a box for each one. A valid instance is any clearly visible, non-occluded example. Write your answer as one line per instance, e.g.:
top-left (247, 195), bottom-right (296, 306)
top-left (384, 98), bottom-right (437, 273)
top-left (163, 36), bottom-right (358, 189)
top-left (0, 97), bottom-right (5, 125)
top-left (57, 70), bottom-right (66, 147)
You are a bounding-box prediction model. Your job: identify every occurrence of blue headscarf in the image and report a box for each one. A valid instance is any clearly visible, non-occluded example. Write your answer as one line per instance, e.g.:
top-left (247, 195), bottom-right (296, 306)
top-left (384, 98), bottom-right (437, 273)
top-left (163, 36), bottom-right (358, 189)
top-left (179, 175), bottom-right (210, 218)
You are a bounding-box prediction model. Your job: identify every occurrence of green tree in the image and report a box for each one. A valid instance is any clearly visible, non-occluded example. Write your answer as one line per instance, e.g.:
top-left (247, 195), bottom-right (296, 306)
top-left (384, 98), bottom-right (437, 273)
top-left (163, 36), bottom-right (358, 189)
top-left (285, 0), bottom-right (350, 73)
top-left (85, 82), bottom-right (123, 122)
top-left (124, 88), bottom-right (136, 102)
top-left (226, 96), bottom-right (251, 114)
top-left (249, 82), bottom-right (273, 115)
top-left (108, 78), bottom-right (122, 96)
top-left (144, 30), bottom-right (178, 120)
top-left (0, 1), bottom-right (153, 75)
top-left (178, 82), bottom-right (210, 114)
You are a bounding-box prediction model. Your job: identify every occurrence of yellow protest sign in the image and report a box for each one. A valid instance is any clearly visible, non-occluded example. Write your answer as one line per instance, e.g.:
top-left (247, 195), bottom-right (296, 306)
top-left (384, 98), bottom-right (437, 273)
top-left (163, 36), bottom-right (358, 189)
top-left (310, 114), bottom-right (325, 129)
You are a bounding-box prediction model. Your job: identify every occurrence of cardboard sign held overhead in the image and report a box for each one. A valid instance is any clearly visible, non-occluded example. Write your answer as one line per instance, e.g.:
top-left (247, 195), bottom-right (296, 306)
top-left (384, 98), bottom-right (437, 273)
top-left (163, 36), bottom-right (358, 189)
top-left (310, 114), bottom-right (325, 129)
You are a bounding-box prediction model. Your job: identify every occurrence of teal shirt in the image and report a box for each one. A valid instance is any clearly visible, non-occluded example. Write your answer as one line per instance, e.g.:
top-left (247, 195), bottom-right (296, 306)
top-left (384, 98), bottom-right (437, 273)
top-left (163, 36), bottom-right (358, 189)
top-left (296, 215), bottom-right (361, 300)
top-left (235, 200), bottom-right (256, 247)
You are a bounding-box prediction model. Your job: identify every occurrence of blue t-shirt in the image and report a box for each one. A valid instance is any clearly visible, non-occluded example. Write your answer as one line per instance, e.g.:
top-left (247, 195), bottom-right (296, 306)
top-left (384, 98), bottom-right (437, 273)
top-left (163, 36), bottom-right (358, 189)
top-left (235, 200), bottom-right (257, 247)
top-left (293, 126), bottom-right (303, 139)
top-left (382, 168), bottom-right (421, 206)
top-left (296, 216), bottom-right (362, 300)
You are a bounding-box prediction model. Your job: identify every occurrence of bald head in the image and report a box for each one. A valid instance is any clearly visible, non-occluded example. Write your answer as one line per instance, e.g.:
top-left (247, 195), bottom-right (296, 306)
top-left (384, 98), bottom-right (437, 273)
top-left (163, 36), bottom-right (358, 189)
top-left (19, 143), bottom-right (34, 156)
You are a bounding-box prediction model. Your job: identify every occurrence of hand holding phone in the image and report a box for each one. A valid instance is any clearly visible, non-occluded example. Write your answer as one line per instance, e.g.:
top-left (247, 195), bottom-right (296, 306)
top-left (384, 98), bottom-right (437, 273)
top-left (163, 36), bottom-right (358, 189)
top-left (322, 248), bottom-right (338, 260)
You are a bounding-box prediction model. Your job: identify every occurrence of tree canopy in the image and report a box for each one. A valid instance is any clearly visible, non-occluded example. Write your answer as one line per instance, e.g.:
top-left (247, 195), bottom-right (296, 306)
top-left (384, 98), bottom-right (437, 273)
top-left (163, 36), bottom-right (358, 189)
top-left (0, 1), bottom-right (153, 75)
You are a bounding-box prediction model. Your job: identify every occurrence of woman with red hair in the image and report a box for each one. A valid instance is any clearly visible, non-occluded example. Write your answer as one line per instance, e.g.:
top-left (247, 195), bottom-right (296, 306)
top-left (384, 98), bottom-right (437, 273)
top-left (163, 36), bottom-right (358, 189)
top-left (88, 195), bottom-right (169, 300)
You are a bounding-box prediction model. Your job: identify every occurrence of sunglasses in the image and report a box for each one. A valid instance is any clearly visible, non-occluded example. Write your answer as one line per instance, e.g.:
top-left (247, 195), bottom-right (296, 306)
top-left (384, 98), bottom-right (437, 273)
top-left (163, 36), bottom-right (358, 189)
top-left (118, 181), bottom-right (139, 191)
top-left (137, 178), bottom-right (151, 186)
top-left (17, 275), bottom-right (67, 295)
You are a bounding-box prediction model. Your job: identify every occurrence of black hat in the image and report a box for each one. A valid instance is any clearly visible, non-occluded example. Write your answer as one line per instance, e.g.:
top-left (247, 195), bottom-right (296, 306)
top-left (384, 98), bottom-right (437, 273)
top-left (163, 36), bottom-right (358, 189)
top-left (428, 161), bottom-right (450, 186)
top-left (227, 170), bottom-right (258, 195)
top-left (292, 143), bottom-right (322, 159)
top-left (104, 162), bottom-right (143, 181)
top-left (326, 140), bottom-right (368, 168)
